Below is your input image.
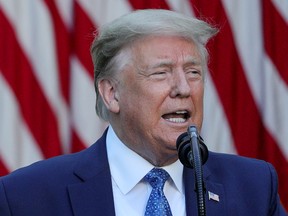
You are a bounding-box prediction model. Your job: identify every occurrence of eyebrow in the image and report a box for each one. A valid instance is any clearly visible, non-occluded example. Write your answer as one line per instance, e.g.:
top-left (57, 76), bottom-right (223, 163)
top-left (148, 57), bottom-right (202, 70)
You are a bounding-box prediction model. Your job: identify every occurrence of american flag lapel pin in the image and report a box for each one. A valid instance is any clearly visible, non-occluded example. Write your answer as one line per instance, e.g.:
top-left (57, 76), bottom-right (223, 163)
top-left (208, 191), bottom-right (220, 202)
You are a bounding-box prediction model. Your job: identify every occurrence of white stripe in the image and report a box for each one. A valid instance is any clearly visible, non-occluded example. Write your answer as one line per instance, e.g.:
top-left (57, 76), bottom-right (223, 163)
top-left (272, 0), bottom-right (288, 23)
top-left (0, 73), bottom-right (43, 171)
top-left (262, 56), bottom-right (288, 158)
top-left (167, 0), bottom-right (195, 17)
top-left (56, 0), bottom-right (108, 146)
top-left (223, 0), bottom-right (288, 159)
top-left (54, 0), bottom-right (74, 29)
top-left (202, 74), bottom-right (237, 154)
top-left (70, 57), bottom-right (108, 146)
top-left (72, 0), bottom-right (130, 144)
top-left (0, 0), bottom-right (71, 153)
top-left (77, 0), bottom-right (132, 27)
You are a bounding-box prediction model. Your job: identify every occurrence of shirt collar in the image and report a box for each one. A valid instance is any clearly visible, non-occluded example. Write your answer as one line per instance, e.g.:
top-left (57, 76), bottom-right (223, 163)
top-left (106, 126), bottom-right (184, 195)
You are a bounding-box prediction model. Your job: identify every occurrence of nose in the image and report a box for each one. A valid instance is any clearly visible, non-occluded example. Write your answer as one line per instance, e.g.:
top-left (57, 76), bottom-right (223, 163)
top-left (170, 71), bottom-right (191, 98)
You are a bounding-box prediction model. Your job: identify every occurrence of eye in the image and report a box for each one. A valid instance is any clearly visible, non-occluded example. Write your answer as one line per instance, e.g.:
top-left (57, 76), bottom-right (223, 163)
top-left (149, 71), bottom-right (169, 79)
top-left (152, 71), bottom-right (167, 75)
top-left (186, 69), bottom-right (202, 78)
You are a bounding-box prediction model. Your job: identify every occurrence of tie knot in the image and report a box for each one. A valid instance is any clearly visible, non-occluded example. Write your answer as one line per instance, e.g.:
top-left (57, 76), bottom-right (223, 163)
top-left (145, 168), bottom-right (170, 189)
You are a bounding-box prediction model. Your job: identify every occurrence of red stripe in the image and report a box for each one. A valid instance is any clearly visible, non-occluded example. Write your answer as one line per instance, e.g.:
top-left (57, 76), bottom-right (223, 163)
top-left (71, 131), bottom-right (87, 153)
top-left (190, 0), bottom-right (288, 208)
top-left (44, 1), bottom-right (88, 154)
top-left (70, 2), bottom-right (98, 152)
top-left (128, 0), bottom-right (170, 9)
top-left (0, 158), bottom-right (9, 177)
top-left (72, 2), bottom-right (95, 78)
top-left (0, 9), bottom-right (62, 158)
top-left (263, 0), bottom-right (288, 86)
top-left (44, 0), bottom-right (71, 102)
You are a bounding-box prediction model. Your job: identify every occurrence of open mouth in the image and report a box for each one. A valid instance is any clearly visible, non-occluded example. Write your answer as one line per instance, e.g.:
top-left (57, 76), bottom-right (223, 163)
top-left (162, 110), bottom-right (190, 123)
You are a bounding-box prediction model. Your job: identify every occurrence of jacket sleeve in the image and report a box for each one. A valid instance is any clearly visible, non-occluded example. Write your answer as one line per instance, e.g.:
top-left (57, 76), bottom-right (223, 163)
top-left (0, 179), bottom-right (12, 216)
top-left (267, 163), bottom-right (287, 216)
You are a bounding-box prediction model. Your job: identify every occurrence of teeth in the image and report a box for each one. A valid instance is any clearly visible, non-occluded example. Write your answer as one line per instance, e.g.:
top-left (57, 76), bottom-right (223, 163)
top-left (166, 118), bottom-right (186, 123)
top-left (175, 110), bottom-right (187, 114)
top-left (162, 110), bottom-right (189, 123)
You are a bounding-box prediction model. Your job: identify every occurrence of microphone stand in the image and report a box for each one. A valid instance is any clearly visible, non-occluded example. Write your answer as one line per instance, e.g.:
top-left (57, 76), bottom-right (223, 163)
top-left (187, 126), bottom-right (206, 216)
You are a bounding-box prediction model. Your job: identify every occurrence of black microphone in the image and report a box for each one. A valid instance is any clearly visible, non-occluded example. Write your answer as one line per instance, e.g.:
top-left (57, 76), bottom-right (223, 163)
top-left (176, 125), bottom-right (208, 216)
top-left (176, 126), bottom-right (209, 168)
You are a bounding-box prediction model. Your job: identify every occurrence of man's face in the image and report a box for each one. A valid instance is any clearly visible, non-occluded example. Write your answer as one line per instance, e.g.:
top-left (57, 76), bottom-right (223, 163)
top-left (113, 36), bottom-right (204, 166)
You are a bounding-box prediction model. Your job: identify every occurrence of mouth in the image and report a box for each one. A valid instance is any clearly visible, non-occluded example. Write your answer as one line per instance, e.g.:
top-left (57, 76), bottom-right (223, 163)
top-left (162, 110), bottom-right (190, 123)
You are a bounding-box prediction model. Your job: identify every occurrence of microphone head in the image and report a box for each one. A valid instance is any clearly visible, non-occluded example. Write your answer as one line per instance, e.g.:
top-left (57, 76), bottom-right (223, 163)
top-left (176, 132), bottom-right (209, 168)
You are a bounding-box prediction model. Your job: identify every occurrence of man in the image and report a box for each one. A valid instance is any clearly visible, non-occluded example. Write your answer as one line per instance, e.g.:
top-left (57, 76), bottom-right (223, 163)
top-left (0, 9), bottom-right (286, 216)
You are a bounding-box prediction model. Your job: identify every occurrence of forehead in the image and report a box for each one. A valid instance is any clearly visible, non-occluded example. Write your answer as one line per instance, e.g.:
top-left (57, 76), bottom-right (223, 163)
top-left (130, 35), bottom-right (201, 65)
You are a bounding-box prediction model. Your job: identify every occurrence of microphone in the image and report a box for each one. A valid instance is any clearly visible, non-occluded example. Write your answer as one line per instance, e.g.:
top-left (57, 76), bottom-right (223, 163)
top-left (176, 125), bottom-right (208, 216)
top-left (176, 126), bottom-right (209, 168)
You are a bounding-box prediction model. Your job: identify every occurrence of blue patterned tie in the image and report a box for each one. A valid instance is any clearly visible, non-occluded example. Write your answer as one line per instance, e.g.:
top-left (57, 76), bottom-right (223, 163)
top-left (144, 168), bottom-right (173, 216)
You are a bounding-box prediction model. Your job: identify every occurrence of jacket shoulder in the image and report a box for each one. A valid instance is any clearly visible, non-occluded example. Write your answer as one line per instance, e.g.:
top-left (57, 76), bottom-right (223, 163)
top-left (205, 151), bottom-right (284, 215)
top-left (206, 151), bottom-right (276, 183)
top-left (0, 129), bottom-right (108, 185)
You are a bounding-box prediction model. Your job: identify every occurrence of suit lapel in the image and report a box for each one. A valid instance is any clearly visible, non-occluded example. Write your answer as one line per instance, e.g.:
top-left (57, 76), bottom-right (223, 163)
top-left (67, 131), bottom-right (226, 216)
top-left (184, 167), bottom-right (198, 215)
top-left (205, 179), bottom-right (226, 215)
top-left (184, 165), bottom-right (226, 215)
top-left (68, 171), bottom-right (115, 216)
top-left (67, 130), bottom-right (116, 216)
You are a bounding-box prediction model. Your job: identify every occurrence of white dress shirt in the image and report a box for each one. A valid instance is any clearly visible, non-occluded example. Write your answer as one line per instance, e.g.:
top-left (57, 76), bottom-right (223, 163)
top-left (106, 126), bottom-right (186, 216)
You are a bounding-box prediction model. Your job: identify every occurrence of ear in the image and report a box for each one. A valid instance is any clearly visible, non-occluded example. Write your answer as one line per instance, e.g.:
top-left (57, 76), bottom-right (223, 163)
top-left (98, 79), bottom-right (120, 114)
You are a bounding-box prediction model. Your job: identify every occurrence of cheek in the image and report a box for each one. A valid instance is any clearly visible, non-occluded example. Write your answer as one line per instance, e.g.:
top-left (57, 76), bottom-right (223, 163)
top-left (125, 87), bottom-right (167, 124)
top-left (118, 82), bottom-right (151, 115)
top-left (191, 83), bottom-right (204, 114)
top-left (190, 80), bottom-right (204, 99)
top-left (196, 88), bottom-right (204, 105)
top-left (130, 80), bottom-right (168, 103)
top-left (194, 86), bottom-right (204, 125)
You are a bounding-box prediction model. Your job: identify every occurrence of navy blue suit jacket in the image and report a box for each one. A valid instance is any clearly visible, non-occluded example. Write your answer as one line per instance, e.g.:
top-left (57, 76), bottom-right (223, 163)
top-left (0, 131), bottom-right (286, 215)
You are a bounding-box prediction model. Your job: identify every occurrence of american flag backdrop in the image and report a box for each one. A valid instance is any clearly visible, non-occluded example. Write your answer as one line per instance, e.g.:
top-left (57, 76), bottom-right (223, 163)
top-left (0, 0), bottom-right (287, 209)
